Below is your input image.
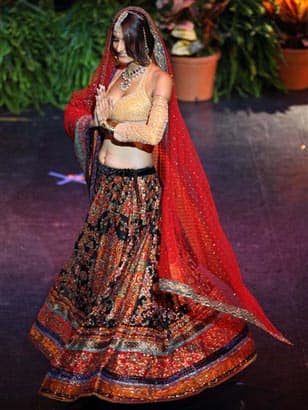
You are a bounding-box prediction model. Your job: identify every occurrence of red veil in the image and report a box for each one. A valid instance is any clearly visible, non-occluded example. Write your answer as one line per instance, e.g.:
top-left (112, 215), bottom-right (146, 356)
top-left (64, 6), bottom-right (289, 344)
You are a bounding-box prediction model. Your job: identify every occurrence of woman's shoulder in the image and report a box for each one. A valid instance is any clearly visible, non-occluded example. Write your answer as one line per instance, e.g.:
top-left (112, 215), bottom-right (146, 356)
top-left (148, 63), bottom-right (172, 100)
top-left (149, 63), bottom-right (171, 82)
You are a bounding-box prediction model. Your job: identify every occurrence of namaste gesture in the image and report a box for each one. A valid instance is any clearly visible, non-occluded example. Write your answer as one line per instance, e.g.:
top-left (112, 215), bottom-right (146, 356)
top-left (93, 84), bottom-right (114, 126)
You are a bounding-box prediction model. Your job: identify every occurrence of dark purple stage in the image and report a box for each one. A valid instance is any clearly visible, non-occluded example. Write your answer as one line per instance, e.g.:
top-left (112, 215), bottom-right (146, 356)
top-left (0, 91), bottom-right (307, 409)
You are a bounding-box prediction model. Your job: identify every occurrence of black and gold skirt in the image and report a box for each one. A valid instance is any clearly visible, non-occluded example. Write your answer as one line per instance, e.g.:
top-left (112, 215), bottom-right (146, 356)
top-left (29, 163), bottom-right (256, 403)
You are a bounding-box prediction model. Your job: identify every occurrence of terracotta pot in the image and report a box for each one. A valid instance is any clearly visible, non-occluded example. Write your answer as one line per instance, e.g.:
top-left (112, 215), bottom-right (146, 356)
top-left (171, 53), bottom-right (221, 102)
top-left (279, 48), bottom-right (308, 90)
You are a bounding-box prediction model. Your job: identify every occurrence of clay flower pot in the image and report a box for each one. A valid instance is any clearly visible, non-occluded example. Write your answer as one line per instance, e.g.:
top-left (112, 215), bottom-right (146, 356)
top-left (279, 48), bottom-right (308, 90)
top-left (171, 52), bottom-right (221, 102)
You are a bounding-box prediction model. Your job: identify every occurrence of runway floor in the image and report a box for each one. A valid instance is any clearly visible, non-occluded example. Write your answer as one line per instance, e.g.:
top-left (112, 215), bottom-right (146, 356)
top-left (1, 91), bottom-right (307, 409)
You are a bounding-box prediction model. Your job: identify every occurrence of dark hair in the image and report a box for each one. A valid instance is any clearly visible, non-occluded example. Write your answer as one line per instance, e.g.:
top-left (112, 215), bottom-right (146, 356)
top-left (113, 12), bottom-right (154, 66)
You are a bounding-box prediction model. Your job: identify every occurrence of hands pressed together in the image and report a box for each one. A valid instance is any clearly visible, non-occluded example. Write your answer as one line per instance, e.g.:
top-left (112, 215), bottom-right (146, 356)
top-left (92, 84), bottom-right (129, 142)
top-left (93, 84), bottom-right (129, 141)
top-left (93, 84), bottom-right (114, 127)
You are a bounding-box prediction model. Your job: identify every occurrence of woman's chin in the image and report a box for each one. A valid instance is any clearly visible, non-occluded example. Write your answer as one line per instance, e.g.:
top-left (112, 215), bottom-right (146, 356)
top-left (117, 56), bottom-right (134, 65)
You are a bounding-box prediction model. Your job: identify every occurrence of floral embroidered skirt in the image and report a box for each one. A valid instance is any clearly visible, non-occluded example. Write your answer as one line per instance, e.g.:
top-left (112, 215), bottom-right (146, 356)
top-left (29, 162), bottom-right (256, 403)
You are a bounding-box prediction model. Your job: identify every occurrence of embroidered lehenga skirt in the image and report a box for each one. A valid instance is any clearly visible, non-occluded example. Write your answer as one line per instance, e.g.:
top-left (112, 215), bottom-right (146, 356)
top-left (29, 163), bottom-right (256, 403)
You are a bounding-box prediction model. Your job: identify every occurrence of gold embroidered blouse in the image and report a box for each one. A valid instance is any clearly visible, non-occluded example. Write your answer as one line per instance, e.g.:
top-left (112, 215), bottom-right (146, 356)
top-left (108, 68), bottom-right (169, 146)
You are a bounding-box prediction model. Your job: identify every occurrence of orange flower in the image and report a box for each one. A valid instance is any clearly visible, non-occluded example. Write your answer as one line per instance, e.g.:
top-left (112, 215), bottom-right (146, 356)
top-left (264, 0), bottom-right (308, 22)
top-left (262, 1), bottom-right (275, 14)
top-left (263, 0), bottom-right (308, 48)
top-left (280, 0), bottom-right (308, 23)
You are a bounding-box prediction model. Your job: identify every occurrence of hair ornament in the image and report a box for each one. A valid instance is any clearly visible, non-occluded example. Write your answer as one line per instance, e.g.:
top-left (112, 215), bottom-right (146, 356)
top-left (114, 10), bottom-right (145, 33)
top-left (114, 11), bottom-right (128, 32)
top-left (143, 28), bottom-right (150, 56)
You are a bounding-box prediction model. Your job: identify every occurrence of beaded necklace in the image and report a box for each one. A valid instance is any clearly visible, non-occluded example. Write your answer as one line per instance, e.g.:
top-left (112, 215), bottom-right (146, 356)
top-left (120, 62), bottom-right (146, 91)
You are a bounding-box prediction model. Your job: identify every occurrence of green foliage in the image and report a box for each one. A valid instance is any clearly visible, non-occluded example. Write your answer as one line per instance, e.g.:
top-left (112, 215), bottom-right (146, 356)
top-left (0, 0), bottom-right (142, 113)
top-left (47, 1), bottom-right (118, 108)
top-left (214, 0), bottom-right (284, 99)
top-left (0, 1), bottom-right (57, 113)
top-left (0, 0), bottom-right (284, 113)
top-left (155, 0), bottom-right (230, 57)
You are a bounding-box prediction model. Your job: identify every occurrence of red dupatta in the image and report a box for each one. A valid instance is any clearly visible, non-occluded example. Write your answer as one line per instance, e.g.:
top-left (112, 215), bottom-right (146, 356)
top-left (64, 6), bottom-right (290, 345)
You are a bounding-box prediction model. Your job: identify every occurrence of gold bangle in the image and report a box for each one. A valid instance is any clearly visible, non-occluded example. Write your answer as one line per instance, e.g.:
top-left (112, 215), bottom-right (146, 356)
top-left (105, 120), bottom-right (117, 132)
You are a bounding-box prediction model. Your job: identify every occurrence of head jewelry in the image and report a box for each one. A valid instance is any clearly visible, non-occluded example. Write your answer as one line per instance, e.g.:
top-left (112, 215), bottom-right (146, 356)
top-left (114, 10), bottom-right (144, 32)
top-left (114, 11), bottom-right (128, 32)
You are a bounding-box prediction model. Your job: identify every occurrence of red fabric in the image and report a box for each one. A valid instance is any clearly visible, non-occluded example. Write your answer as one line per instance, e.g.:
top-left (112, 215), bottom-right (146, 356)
top-left (64, 7), bottom-right (290, 344)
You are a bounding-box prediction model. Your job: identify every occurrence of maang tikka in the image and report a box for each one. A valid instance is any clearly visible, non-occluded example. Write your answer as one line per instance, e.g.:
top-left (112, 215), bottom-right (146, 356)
top-left (114, 11), bottom-right (128, 32)
top-left (143, 28), bottom-right (150, 57)
top-left (114, 10), bottom-right (145, 33)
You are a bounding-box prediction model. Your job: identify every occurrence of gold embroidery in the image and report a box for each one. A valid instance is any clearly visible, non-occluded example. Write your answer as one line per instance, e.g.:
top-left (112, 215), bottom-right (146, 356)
top-left (159, 278), bottom-right (291, 344)
top-left (114, 95), bottom-right (168, 146)
top-left (110, 68), bottom-right (152, 122)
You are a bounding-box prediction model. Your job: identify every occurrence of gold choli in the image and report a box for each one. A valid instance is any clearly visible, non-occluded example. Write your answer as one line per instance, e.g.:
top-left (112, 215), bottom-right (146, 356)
top-left (109, 67), bottom-right (152, 123)
top-left (108, 67), bottom-right (169, 146)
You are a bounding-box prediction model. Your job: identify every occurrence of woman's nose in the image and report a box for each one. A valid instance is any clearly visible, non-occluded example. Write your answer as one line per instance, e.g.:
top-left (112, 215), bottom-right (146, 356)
top-left (115, 40), bottom-right (124, 53)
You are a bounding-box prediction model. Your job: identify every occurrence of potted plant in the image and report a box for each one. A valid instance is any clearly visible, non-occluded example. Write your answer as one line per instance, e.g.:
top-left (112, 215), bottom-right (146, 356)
top-left (263, 0), bottom-right (308, 90)
top-left (155, 0), bottom-right (229, 101)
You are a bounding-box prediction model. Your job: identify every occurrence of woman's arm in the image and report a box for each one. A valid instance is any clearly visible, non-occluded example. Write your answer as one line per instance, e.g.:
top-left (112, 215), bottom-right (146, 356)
top-left (113, 71), bottom-right (173, 146)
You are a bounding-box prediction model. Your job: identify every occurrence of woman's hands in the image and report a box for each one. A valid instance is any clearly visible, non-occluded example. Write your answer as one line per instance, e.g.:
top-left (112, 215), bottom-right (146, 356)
top-left (93, 84), bottom-right (114, 126)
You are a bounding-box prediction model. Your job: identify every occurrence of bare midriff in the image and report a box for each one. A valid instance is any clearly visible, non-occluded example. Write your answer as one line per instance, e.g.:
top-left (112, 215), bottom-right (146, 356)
top-left (98, 134), bottom-right (154, 169)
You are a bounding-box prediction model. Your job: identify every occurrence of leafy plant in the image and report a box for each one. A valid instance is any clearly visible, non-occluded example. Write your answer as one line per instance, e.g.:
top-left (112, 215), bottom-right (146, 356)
top-left (0, 2), bottom-right (59, 113)
top-left (46, 1), bottom-right (117, 108)
top-left (214, 0), bottom-right (284, 99)
top-left (0, 0), bottom-right (286, 112)
top-left (155, 0), bottom-right (283, 98)
top-left (155, 0), bottom-right (230, 56)
top-left (0, 0), bottom-right (147, 114)
top-left (263, 0), bottom-right (308, 48)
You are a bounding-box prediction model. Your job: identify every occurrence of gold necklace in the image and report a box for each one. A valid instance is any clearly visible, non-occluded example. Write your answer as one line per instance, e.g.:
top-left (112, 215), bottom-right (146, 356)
top-left (120, 62), bottom-right (146, 91)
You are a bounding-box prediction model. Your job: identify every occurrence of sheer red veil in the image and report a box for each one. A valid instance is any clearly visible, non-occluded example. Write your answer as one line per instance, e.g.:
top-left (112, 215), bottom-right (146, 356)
top-left (64, 6), bottom-right (289, 344)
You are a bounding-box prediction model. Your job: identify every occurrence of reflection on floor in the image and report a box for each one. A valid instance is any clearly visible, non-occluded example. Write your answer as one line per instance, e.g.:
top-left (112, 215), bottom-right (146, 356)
top-left (0, 90), bottom-right (307, 410)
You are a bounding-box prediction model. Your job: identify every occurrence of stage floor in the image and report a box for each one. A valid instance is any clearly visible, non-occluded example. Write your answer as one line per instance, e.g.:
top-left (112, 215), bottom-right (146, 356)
top-left (1, 91), bottom-right (307, 409)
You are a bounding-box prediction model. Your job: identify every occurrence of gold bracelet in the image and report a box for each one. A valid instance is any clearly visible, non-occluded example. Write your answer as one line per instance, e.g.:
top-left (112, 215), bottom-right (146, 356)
top-left (106, 120), bottom-right (118, 132)
top-left (99, 119), bottom-right (107, 128)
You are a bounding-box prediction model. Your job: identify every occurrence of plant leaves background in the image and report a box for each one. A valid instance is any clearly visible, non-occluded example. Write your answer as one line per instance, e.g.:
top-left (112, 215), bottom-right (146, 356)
top-left (0, 0), bottom-right (283, 113)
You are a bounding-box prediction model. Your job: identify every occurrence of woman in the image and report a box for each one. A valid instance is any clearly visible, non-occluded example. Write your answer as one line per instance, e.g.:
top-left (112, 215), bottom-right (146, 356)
top-left (29, 6), bottom-right (290, 404)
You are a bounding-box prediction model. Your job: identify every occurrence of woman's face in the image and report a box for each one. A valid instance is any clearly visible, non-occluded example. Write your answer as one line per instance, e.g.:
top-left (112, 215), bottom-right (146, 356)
top-left (112, 26), bottom-right (134, 65)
